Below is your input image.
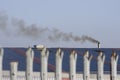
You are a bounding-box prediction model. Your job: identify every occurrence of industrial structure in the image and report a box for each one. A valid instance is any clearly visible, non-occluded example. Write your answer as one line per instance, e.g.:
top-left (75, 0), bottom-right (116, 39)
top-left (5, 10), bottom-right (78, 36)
top-left (0, 47), bottom-right (120, 80)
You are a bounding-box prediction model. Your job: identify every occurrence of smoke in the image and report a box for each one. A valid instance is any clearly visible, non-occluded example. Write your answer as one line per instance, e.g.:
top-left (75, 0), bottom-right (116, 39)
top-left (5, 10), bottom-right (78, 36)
top-left (48, 29), bottom-right (99, 43)
top-left (0, 12), bottom-right (99, 44)
top-left (0, 12), bottom-right (8, 30)
top-left (81, 35), bottom-right (99, 43)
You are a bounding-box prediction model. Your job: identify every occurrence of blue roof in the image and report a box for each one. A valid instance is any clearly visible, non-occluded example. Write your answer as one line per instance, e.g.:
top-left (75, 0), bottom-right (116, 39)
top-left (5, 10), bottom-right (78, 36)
top-left (2, 48), bottom-right (120, 72)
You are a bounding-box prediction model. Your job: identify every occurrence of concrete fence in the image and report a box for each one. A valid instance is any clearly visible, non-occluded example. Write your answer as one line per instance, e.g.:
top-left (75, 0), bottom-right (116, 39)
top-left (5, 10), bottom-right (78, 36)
top-left (0, 47), bottom-right (120, 80)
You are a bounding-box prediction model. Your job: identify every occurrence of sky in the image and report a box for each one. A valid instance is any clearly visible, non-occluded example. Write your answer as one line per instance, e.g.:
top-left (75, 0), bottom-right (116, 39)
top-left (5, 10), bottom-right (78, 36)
top-left (0, 0), bottom-right (120, 48)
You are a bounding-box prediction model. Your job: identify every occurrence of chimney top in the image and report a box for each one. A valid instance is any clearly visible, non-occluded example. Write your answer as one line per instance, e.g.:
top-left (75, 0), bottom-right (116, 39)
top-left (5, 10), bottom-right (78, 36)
top-left (98, 42), bottom-right (100, 48)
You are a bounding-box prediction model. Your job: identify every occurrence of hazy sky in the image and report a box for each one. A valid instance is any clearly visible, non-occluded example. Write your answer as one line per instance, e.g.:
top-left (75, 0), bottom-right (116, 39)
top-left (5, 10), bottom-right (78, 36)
top-left (0, 0), bottom-right (120, 48)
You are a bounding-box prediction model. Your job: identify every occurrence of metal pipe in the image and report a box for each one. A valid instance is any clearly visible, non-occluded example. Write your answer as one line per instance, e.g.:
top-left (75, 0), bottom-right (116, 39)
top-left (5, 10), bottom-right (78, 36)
top-left (98, 42), bottom-right (100, 48)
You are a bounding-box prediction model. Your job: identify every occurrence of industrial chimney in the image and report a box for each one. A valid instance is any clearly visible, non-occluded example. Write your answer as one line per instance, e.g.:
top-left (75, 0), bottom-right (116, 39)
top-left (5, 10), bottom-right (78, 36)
top-left (98, 42), bottom-right (100, 48)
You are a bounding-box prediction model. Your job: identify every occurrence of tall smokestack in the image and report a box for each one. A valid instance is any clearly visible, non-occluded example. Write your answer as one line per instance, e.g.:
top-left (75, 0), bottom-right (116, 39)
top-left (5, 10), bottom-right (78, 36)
top-left (98, 42), bottom-right (100, 48)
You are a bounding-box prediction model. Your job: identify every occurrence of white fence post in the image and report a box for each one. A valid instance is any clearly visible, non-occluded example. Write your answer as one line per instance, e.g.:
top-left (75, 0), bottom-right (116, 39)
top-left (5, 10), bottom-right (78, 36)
top-left (10, 61), bottom-right (18, 80)
top-left (0, 48), bottom-right (4, 80)
top-left (97, 51), bottom-right (105, 80)
top-left (111, 52), bottom-right (119, 80)
top-left (41, 47), bottom-right (49, 80)
top-left (83, 51), bottom-right (92, 80)
top-left (69, 50), bottom-right (77, 80)
top-left (55, 48), bottom-right (64, 80)
top-left (26, 47), bottom-right (34, 80)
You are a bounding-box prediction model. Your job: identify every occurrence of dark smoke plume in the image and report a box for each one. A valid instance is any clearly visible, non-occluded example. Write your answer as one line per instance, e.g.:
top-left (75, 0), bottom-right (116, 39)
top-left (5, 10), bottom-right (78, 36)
top-left (81, 35), bottom-right (99, 43)
top-left (0, 12), bottom-right (99, 44)
top-left (11, 18), bottom-right (51, 38)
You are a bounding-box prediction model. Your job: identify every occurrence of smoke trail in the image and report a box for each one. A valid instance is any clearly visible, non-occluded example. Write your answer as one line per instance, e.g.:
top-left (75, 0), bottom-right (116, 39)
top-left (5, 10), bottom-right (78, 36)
top-left (0, 12), bottom-right (8, 30)
top-left (81, 35), bottom-right (99, 43)
top-left (0, 12), bottom-right (99, 44)
top-left (11, 18), bottom-right (51, 38)
top-left (48, 29), bottom-right (99, 43)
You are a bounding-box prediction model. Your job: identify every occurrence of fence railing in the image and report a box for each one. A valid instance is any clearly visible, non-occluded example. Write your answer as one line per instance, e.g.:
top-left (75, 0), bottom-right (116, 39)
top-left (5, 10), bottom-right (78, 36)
top-left (2, 71), bottom-right (120, 80)
top-left (0, 47), bottom-right (120, 80)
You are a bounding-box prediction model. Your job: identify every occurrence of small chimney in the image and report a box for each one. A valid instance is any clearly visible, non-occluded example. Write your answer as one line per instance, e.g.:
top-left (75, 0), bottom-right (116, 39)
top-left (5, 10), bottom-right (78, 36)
top-left (98, 42), bottom-right (100, 48)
